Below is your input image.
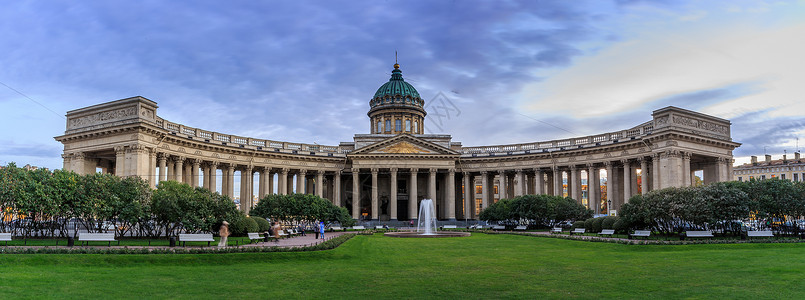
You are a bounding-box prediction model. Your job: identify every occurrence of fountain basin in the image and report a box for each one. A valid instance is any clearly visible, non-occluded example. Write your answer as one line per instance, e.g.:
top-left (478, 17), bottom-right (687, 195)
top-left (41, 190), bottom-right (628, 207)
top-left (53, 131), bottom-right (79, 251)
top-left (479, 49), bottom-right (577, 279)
top-left (384, 231), bottom-right (471, 238)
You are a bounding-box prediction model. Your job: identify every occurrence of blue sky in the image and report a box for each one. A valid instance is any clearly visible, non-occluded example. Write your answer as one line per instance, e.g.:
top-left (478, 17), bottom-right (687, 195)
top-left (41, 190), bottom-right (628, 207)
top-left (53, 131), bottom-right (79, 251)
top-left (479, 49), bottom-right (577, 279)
top-left (2, 0), bottom-right (805, 171)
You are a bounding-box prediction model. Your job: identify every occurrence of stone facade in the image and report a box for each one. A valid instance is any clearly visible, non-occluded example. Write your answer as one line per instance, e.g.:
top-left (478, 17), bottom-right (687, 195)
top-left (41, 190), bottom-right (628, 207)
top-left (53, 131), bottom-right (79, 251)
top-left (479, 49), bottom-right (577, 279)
top-left (55, 67), bottom-right (740, 220)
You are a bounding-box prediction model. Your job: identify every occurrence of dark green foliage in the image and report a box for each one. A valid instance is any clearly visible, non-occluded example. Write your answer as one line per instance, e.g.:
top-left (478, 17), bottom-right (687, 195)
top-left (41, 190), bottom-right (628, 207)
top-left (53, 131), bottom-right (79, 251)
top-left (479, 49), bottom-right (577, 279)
top-left (612, 218), bottom-right (627, 233)
top-left (592, 217), bottom-right (605, 232)
top-left (479, 194), bottom-right (592, 227)
top-left (601, 216), bottom-right (617, 230)
top-left (571, 221), bottom-right (585, 230)
top-left (253, 216), bottom-right (271, 232)
top-left (251, 193), bottom-right (350, 225)
top-left (584, 218), bottom-right (595, 231)
top-left (230, 216), bottom-right (259, 236)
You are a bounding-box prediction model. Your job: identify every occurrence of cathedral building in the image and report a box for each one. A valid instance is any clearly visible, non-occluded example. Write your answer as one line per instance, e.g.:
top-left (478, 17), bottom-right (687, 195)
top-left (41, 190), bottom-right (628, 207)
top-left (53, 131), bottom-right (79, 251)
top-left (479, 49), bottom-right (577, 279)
top-left (55, 63), bottom-right (740, 221)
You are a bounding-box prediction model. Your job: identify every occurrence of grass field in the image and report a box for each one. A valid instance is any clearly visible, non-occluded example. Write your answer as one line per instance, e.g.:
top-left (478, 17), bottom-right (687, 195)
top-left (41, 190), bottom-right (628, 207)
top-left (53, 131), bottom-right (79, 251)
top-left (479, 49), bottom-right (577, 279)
top-left (1, 233), bottom-right (804, 299)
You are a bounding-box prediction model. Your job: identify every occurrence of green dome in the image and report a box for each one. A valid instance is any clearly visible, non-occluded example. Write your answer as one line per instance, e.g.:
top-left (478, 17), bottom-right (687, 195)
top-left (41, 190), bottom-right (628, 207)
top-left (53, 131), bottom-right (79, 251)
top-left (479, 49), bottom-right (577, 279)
top-left (373, 68), bottom-right (421, 99)
top-left (370, 64), bottom-right (424, 110)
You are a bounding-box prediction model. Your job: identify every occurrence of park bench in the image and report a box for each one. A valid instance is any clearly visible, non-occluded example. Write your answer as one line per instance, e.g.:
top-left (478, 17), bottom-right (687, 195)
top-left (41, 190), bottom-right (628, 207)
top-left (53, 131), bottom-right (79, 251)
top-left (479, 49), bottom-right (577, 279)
top-left (352, 226), bottom-right (366, 230)
top-left (629, 230), bottom-right (652, 239)
top-left (0, 233), bottom-right (11, 246)
top-left (492, 225), bottom-right (506, 230)
top-left (330, 226), bottom-right (343, 231)
top-left (78, 233), bottom-right (118, 246)
top-left (514, 225), bottom-right (528, 231)
top-left (247, 232), bottom-right (264, 243)
top-left (681, 230), bottom-right (713, 240)
top-left (375, 225), bottom-right (385, 230)
top-left (599, 229), bottom-right (615, 236)
top-left (178, 233), bottom-right (215, 247)
top-left (570, 228), bottom-right (585, 235)
top-left (746, 230), bottom-right (774, 239)
top-left (277, 230), bottom-right (289, 238)
top-left (550, 227), bottom-right (563, 234)
top-left (442, 225), bottom-right (457, 229)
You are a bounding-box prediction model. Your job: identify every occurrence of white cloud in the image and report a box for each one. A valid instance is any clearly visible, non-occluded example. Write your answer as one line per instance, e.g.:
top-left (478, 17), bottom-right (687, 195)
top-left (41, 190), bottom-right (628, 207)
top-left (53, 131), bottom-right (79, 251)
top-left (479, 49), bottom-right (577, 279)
top-left (520, 16), bottom-right (805, 121)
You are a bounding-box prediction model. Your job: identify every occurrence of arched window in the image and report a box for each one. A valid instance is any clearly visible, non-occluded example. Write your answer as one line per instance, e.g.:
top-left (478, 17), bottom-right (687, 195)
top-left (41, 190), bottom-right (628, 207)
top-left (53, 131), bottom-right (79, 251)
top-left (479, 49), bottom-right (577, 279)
top-left (376, 121), bottom-right (381, 133)
top-left (405, 120), bottom-right (411, 132)
top-left (395, 119), bottom-right (402, 132)
top-left (413, 121), bottom-right (418, 133)
top-left (385, 120), bottom-right (391, 132)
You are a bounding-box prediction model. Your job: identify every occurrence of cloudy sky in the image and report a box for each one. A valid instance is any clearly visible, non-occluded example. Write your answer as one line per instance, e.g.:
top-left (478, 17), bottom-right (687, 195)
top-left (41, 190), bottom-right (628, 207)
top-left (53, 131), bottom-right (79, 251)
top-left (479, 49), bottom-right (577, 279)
top-left (2, 0), bottom-right (804, 171)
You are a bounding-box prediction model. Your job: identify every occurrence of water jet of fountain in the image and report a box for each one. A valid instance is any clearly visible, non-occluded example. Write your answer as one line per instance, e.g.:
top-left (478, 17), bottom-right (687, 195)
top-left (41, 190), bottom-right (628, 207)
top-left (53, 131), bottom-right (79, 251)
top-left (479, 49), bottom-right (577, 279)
top-left (416, 199), bottom-right (437, 235)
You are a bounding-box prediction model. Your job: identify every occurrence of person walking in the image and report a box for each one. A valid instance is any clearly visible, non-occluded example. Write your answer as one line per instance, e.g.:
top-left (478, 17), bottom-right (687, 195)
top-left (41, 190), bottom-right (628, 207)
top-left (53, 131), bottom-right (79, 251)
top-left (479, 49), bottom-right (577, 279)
top-left (217, 221), bottom-right (230, 247)
top-left (319, 221), bottom-right (326, 240)
top-left (272, 222), bottom-right (281, 243)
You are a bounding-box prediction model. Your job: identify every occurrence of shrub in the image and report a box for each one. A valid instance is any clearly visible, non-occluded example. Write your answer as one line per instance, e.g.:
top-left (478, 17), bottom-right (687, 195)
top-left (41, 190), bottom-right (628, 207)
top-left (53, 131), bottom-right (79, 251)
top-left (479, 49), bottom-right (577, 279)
top-left (229, 216), bottom-right (259, 236)
top-left (592, 217), bottom-right (605, 233)
top-left (584, 218), bottom-right (595, 231)
top-left (601, 216), bottom-right (618, 230)
top-left (571, 221), bottom-right (585, 230)
top-left (613, 218), bottom-right (627, 234)
top-left (253, 217), bottom-right (270, 232)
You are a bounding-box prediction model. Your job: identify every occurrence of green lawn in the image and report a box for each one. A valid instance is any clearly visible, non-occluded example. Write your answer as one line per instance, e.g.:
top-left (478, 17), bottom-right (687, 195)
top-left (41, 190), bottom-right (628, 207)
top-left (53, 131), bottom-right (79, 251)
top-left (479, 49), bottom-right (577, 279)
top-left (1, 233), bottom-right (804, 299)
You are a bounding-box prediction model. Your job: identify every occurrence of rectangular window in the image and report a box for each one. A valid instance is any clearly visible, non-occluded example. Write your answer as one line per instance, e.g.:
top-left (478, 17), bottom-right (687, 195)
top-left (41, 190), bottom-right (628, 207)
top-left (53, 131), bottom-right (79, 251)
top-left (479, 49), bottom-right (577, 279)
top-left (395, 119), bottom-right (402, 131)
top-left (782, 174), bottom-right (786, 180)
top-left (762, 175), bottom-right (766, 180)
top-left (376, 121), bottom-right (381, 133)
top-left (405, 120), bottom-right (411, 132)
top-left (385, 120), bottom-right (391, 132)
top-left (475, 185), bottom-right (482, 194)
top-left (795, 173), bottom-right (799, 182)
top-left (738, 176), bottom-right (743, 182)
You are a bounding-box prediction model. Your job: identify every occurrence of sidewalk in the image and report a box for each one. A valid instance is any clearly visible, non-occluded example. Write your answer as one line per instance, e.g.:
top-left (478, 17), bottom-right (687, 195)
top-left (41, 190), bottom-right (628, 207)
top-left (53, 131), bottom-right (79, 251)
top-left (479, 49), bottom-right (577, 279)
top-left (241, 231), bottom-right (350, 248)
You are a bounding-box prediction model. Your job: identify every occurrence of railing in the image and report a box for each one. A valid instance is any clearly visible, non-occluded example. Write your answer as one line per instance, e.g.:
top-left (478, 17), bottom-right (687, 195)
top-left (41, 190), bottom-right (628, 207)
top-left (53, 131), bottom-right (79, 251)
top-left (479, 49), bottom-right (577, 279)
top-left (154, 116), bottom-right (656, 158)
top-left (460, 121), bottom-right (654, 154)
top-left (156, 117), bottom-right (346, 154)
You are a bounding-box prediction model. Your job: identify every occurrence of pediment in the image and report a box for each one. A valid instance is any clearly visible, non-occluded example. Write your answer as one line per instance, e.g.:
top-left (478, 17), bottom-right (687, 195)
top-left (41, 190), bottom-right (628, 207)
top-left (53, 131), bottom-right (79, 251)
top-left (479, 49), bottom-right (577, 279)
top-left (350, 134), bottom-right (459, 156)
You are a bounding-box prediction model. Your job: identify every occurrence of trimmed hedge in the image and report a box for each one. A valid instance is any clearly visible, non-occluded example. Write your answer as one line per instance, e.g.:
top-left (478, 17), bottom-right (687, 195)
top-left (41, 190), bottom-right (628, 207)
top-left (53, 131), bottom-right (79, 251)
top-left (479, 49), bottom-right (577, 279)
top-left (571, 221), bottom-right (585, 230)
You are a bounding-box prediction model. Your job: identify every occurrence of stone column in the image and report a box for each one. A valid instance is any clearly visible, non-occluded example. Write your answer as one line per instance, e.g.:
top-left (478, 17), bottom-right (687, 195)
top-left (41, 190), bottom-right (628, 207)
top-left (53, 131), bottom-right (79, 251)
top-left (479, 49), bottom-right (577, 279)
top-left (240, 166), bottom-right (253, 214)
top-left (114, 146), bottom-right (126, 177)
top-left (258, 167), bottom-right (268, 198)
top-left (226, 164), bottom-right (235, 199)
top-left (333, 171), bottom-right (341, 206)
top-left (570, 165), bottom-right (580, 203)
top-left (552, 167), bottom-right (562, 197)
top-left (463, 172), bottom-right (472, 219)
top-left (514, 169), bottom-right (524, 197)
top-left (428, 168), bottom-right (437, 201)
top-left (621, 159), bottom-right (631, 206)
top-left (371, 168), bottom-right (379, 220)
top-left (278, 168), bottom-right (288, 195)
top-left (409, 168), bottom-right (418, 220)
top-left (316, 170), bottom-right (325, 198)
top-left (497, 170), bottom-right (507, 200)
top-left (148, 150), bottom-right (157, 188)
top-left (659, 150), bottom-right (684, 188)
top-left (683, 153), bottom-right (692, 186)
top-left (447, 169), bottom-right (456, 220)
top-left (390, 168), bottom-right (398, 220)
top-left (296, 169), bottom-right (306, 194)
top-left (352, 168), bottom-right (361, 219)
top-left (535, 169), bottom-right (544, 195)
top-left (717, 157), bottom-right (729, 182)
top-left (191, 159), bottom-right (201, 188)
top-left (157, 153), bottom-right (167, 183)
top-left (652, 153), bottom-right (660, 191)
top-left (587, 163), bottom-right (598, 213)
top-left (639, 157), bottom-right (648, 194)
top-left (605, 161), bottom-right (613, 215)
top-left (174, 157), bottom-right (184, 182)
top-left (208, 162), bottom-right (218, 193)
top-left (481, 171), bottom-right (489, 212)
top-left (267, 169), bottom-right (275, 195)
top-left (184, 163), bottom-right (192, 185)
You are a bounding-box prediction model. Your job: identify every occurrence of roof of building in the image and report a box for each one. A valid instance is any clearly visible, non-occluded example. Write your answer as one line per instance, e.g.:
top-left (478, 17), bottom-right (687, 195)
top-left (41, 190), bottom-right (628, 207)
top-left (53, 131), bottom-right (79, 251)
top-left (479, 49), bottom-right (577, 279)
top-left (735, 156), bottom-right (805, 169)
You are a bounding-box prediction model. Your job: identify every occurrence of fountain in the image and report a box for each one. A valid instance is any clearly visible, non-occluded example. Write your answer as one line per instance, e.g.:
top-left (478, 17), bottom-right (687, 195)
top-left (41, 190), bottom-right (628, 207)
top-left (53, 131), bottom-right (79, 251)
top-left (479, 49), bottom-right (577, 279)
top-left (384, 199), bottom-right (470, 238)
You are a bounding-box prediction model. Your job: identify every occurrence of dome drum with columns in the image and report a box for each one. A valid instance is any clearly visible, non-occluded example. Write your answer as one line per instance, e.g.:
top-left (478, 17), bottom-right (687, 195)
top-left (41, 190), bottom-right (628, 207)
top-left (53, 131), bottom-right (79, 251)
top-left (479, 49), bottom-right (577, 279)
top-left (55, 62), bottom-right (740, 223)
